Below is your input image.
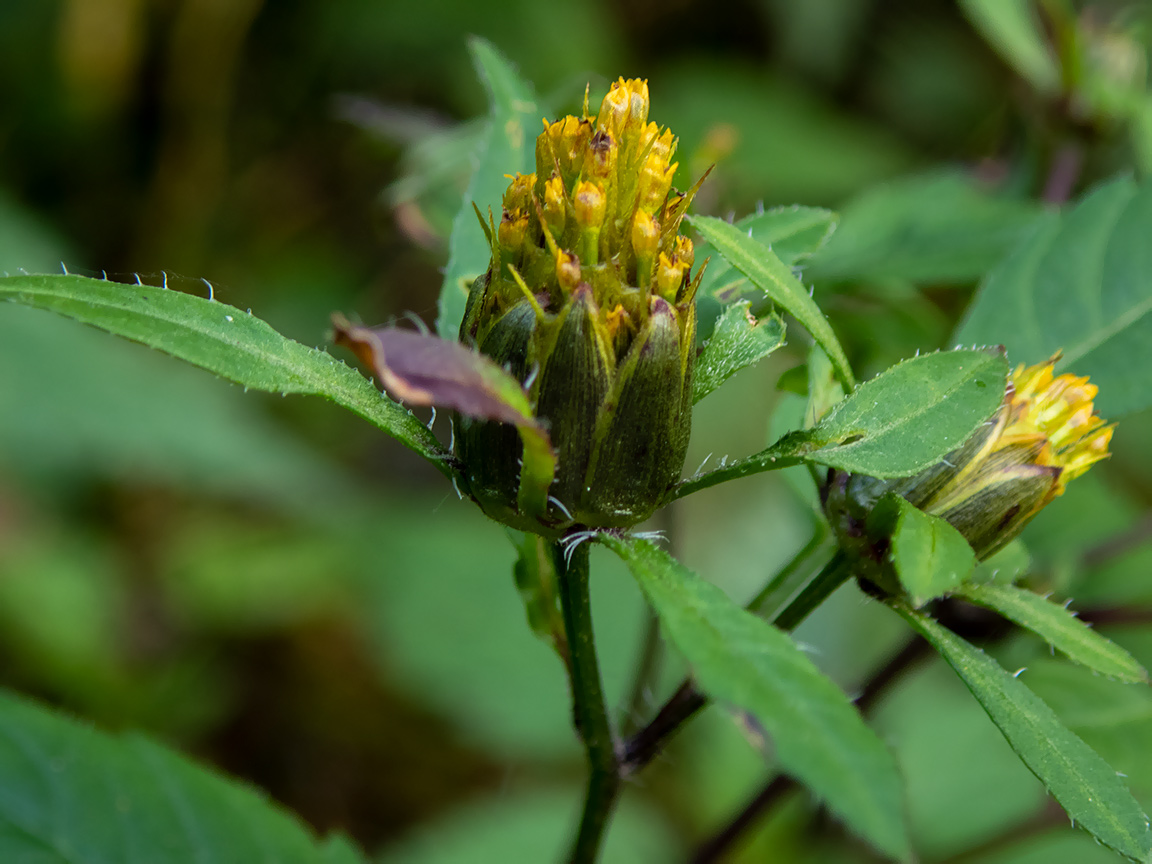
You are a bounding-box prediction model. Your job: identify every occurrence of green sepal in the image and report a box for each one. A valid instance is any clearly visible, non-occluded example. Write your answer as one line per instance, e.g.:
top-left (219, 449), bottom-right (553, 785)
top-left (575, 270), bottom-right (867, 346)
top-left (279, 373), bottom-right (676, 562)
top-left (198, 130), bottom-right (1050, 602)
top-left (535, 288), bottom-right (613, 510)
top-left (584, 298), bottom-right (691, 524)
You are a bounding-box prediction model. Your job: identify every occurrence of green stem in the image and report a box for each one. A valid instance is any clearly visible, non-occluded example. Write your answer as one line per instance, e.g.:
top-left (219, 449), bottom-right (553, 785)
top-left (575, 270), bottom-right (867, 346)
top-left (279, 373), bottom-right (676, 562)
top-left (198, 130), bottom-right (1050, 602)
top-left (746, 523), bottom-right (830, 620)
top-left (772, 551), bottom-right (851, 631)
top-left (555, 539), bottom-right (620, 864)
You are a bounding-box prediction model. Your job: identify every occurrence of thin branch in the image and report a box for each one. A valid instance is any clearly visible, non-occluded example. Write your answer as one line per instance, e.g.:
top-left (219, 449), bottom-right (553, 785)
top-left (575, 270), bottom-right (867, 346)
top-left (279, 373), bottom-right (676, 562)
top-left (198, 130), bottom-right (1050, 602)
top-left (689, 775), bottom-right (794, 864)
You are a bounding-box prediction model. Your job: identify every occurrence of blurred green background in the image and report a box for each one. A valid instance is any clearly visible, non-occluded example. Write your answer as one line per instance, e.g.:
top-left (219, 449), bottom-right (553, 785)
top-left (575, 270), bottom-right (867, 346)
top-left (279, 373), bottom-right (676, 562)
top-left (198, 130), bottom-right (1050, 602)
top-left (2, 0), bottom-right (1152, 861)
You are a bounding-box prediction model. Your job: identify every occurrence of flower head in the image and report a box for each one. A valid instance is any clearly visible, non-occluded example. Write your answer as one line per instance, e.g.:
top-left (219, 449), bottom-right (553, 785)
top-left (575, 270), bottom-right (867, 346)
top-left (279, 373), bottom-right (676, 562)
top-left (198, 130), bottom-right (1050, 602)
top-left (827, 355), bottom-right (1113, 562)
top-left (456, 79), bottom-right (704, 533)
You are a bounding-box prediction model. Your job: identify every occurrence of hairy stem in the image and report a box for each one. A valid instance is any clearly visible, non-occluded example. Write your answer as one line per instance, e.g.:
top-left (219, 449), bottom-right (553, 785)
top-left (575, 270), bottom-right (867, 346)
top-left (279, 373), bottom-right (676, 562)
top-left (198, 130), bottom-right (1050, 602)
top-left (622, 552), bottom-right (852, 772)
top-left (555, 540), bottom-right (620, 863)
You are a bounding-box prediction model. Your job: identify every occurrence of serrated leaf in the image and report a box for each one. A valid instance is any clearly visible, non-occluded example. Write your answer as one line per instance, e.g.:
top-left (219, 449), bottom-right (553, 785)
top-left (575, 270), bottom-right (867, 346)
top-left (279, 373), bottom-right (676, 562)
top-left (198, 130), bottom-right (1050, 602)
top-left (0, 689), bottom-right (366, 863)
top-left (692, 302), bottom-right (786, 403)
top-left (677, 348), bottom-right (1007, 498)
top-left (869, 494), bottom-right (975, 607)
top-left (0, 273), bottom-right (449, 473)
top-left (687, 213), bottom-right (855, 390)
top-left (695, 205), bottom-right (838, 299)
top-left (895, 605), bottom-right (1152, 862)
top-left (958, 0), bottom-right (1061, 94)
top-left (603, 536), bottom-right (911, 862)
top-left (436, 38), bottom-right (538, 339)
top-left (804, 347), bottom-right (1007, 475)
top-left (955, 175), bottom-right (1152, 418)
top-left (955, 582), bottom-right (1149, 683)
top-left (804, 171), bottom-right (1043, 285)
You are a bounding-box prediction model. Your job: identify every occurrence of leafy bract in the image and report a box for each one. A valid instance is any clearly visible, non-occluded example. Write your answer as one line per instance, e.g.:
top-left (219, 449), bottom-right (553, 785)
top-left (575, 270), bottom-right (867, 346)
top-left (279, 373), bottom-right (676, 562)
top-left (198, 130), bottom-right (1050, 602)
top-left (869, 494), bottom-right (975, 607)
top-left (0, 273), bottom-right (450, 473)
top-left (955, 583), bottom-right (1148, 683)
top-left (603, 536), bottom-right (911, 862)
top-left (956, 175), bottom-right (1152, 417)
top-left (678, 349), bottom-right (1007, 498)
top-left (804, 171), bottom-right (1043, 285)
top-left (695, 205), bottom-right (837, 299)
top-left (693, 302), bottom-right (786, 403)
top-left (331, 317), bottom-right (554, 520)
top-left (0, 689), bottom-right (364, 863)
top-left (436, 37), bottom-right (538, 339)
top-left (896, 605), bottom-right (1152, 861)
top-left (688, 214), bottom-right (855, 390)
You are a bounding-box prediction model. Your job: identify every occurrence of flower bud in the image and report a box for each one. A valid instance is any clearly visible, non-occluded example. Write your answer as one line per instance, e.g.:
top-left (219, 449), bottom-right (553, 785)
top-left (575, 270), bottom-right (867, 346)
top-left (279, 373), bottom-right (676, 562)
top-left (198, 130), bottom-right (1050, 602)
top-left (825, 355), bottom-right (1114, 574)
top-left (456, 80), bottom-right (702, 534)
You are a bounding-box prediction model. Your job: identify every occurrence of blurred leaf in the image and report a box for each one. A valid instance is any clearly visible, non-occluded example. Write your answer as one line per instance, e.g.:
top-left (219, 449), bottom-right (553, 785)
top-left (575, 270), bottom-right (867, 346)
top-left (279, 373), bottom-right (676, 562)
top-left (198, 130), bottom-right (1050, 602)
top-left (436, 37), bottom-right (538, 339)
top-left (603, 536), bottom-right (912, 862)
top-left (0, 689), bottom-right (365, 863)
top-left (872, 661), bottom-right (1048, 860)
top-left (695, 205), bottom-right (838, 299)
top-left (955, 583), bottom-right (1148, 683)
top-left (377, 788), bottom-right (674, 864)
top-left (972, 539), bottom-right (1032, 585)
top-left (0, 305), bottom-right (352, 507)
top-left (681, 348), bottom-right (1007, 497)
top-left (0, 273), bottom-right (449, 472)
top-left (804, 171), bottom-right (1043, 285)
top-left (351, 499), bottom-right (646, 759)
top-left (896, 605), bottom-right (1152, 861)
top-left (868, 494), bottom-right (975, 607)
top-left (693, 303), bottom-right (786, 403)
top-left (955, 175), bottom-right (1152, 418)
top-left (959, 0), bottom-right (1061, 94)
top-left (658, 62), bottom-right (913, 205)
top-left (688, 214), bottom-right (854, 390)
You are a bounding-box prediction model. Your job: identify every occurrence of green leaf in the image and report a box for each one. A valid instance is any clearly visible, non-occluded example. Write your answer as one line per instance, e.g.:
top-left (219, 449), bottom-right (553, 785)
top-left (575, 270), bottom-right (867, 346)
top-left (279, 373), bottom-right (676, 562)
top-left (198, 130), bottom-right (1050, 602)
top-left (895, 605), bottom-right (1152, 861)
top-left (603, 536), bottom-right (912, 862)
top-left (955, 583), bottom-right (1149, 683)
top-left (804, 171), bottom-right (1043, 285)
top-left (955, 175), bottom-right (1152, 417)
top-left (687, 213), bottom-right (855, 390)
top-left (803, 347), bottom-right (1006, 475)
top-left (0, 689), bottom-right (365, 863)
top-left (436, 37), bottom-right (538, 339)
top-left (677, 348), bottom-right (1007, 498)
top-left (958, 0), bottom-right (1061, 94)
top-left (692, 302), bottom-right (786, 403)
top-left (0, 273), bottom-right (449, 473)
top-left (869, 494), bottom-right (975, 607)
top-left (695, 205), bottom-right (838, 298)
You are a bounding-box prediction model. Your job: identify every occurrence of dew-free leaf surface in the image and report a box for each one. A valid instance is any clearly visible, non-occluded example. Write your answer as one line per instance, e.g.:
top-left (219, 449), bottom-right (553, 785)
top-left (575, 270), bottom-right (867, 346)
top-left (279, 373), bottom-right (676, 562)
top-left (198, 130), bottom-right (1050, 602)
top-left (896, 605), bottom-right (1152, 862)
top-left (604, 536), bottom-right (912, 862)
top-left (0, 273), bottom-right (448, 472)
